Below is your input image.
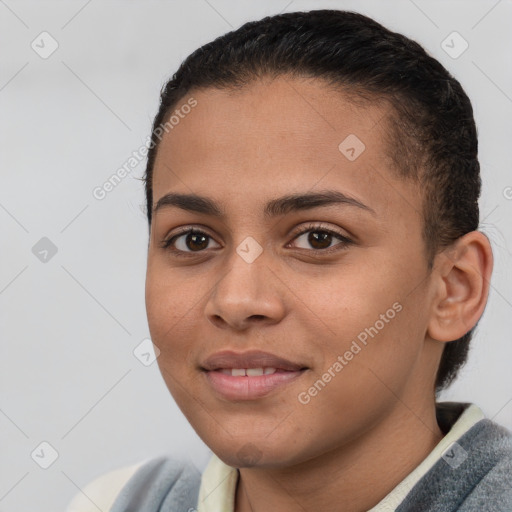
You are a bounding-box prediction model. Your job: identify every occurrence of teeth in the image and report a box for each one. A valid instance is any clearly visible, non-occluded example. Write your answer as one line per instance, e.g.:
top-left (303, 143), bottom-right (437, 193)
top-left (218, 367), bottom-right (278, 376)
top-left (246, 367), bottom-right (264, 376)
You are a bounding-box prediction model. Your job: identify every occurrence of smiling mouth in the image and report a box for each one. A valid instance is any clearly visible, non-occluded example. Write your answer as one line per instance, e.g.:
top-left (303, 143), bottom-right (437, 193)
top-left (199, 349), bottom-right (308, 400)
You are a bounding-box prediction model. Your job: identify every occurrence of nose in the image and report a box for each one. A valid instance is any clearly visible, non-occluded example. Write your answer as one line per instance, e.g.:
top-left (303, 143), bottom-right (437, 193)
top-left (204, 249), bottom-right (287, 331)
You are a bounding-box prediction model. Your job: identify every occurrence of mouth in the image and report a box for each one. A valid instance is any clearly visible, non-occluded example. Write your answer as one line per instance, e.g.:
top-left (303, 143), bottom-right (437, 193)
top-left (200, 350), bottom-right (308, 400)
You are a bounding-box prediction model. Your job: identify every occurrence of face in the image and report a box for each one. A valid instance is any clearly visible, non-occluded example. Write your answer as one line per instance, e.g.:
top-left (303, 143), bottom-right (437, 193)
top-left (145, 76), bottom-right (442, 469)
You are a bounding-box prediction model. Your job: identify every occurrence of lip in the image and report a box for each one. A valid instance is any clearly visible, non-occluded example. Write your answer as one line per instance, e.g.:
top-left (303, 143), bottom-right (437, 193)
top-left (201, 349), bottom-right (305, 372)
top-left (200, 350), bottom-right (308, 401)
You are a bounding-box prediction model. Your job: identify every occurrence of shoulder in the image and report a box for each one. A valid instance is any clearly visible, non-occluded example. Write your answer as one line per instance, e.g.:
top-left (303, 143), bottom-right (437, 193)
top-left (458, 419), bottom-right (512, 510)
top-left (65, 456), bottom-right (202, 512)
top-left (397, 417), bottom-right (512, 511)
top-left (65, 460), bottom-right (148, 512)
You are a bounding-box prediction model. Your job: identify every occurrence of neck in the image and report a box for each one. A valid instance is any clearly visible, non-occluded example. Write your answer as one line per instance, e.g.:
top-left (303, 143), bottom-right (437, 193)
top-left (235, 399), bottom-right (443, 512)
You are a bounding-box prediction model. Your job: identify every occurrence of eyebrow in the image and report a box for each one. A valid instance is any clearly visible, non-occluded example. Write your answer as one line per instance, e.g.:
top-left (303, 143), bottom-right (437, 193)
top-left (153, 190), bottom-right (376, 219)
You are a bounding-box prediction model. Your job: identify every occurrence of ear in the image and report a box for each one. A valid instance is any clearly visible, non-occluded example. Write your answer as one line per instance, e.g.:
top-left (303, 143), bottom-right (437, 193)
top-left (427, 231), bottom-right (493, 342)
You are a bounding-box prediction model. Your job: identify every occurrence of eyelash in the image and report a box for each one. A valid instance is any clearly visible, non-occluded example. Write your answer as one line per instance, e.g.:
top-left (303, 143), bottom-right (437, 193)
top-left (160, 223), bottom-right (353, 258)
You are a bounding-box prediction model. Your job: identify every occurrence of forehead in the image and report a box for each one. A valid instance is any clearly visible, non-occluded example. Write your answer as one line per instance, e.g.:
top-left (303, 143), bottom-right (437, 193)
top-left (152, 76), bottom-right (421, 223)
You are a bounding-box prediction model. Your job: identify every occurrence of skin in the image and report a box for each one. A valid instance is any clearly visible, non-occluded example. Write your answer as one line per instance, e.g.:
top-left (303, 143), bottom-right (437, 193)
top-left (145, 76), bottom-right (493, 512)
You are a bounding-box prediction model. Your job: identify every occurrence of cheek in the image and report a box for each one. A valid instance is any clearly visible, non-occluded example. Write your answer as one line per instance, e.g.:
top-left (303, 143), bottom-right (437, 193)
top-left (291, 311), bottom-right (422, 458)
top-left (145, 267), bottom-right (201, 380)
top-left (146, 263), bottom-right (196, 337)
top-left (302, 259), bottom-right (423, 391)
top-left (302, 260), bottom-right (401, 345)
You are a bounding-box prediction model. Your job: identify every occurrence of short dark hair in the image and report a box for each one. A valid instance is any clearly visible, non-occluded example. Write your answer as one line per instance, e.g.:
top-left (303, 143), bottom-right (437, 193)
top-left (142, 9), bottom-right (481, 393)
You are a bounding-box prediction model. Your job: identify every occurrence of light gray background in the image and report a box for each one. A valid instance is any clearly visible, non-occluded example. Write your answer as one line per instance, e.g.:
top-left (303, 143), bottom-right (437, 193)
top-left (1, 1), bottom-right (511, 511)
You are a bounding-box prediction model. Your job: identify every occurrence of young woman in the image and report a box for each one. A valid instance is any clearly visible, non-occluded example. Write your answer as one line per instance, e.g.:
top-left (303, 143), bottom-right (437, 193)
top-left (67, 9), bottom-right (511, 512)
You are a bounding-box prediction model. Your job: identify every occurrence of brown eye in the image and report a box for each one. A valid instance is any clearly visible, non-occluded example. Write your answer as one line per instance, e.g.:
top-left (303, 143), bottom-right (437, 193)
top-left (162, 228), bottom-right (220, 255)
top-left (306, 231), bottom-right (333, 250)
top-left (182, 232), bottom-right (209, 251)
top-left (291, 224), bottom-right (352, 252)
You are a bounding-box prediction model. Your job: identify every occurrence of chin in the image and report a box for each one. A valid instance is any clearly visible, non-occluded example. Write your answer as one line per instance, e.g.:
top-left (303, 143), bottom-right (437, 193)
top-left (207, 433), bottom-right (311, 470)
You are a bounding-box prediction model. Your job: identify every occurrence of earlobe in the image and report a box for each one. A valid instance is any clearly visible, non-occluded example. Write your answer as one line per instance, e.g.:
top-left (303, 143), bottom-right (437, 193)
top-left (427, 231), bottom-right (493, 343)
